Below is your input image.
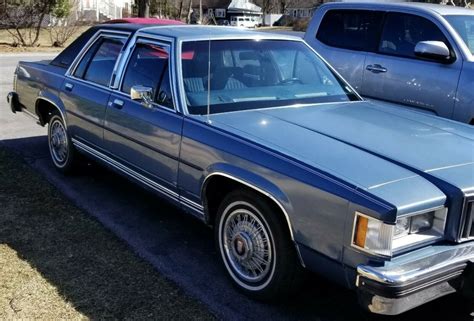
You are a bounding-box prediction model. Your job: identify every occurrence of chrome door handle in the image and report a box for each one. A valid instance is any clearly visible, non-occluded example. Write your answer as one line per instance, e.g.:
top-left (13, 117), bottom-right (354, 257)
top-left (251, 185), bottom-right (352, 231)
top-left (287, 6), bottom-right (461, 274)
top-left (366, 64), bottom-right (387, 73)
top-left (110, 99), bottom-right (124, 109)
top-left (64, 82), bottom-right (74, 91)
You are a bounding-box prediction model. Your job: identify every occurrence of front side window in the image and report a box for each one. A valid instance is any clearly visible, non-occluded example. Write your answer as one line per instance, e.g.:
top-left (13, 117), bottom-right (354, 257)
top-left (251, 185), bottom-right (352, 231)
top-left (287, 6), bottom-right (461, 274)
top-left (316, 10), bottom-right (384, 52)
top-left (74, 37), bottom-right (125, 86)
top-left (379, 13), bottom-right (448, 58)
top-left (445, 15), bottom-right (474, 55)
top-left (181, 40), bottom-right (359, 115)
top-left (121, 43), bottom-right (174, 109)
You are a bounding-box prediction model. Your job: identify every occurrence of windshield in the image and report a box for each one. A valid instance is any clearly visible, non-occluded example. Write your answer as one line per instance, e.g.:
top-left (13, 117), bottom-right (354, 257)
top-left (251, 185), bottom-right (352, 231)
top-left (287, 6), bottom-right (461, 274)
top-left (445, 15), bottom-right (474, 55)
top-left (181, 40), bottom-right (359, 115)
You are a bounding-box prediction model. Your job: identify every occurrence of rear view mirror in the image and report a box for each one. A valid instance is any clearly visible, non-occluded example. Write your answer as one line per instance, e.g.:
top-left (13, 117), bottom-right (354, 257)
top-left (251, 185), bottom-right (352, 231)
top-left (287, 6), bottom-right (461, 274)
top-left (414, 41), bottom-right (451, 62)
top-left (131, 85), bottom-right (153, 108)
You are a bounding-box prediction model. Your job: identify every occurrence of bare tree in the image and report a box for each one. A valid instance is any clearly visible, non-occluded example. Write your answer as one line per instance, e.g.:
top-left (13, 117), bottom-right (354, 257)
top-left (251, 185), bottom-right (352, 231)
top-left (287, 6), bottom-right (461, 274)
top-left (186, 0), bottom-right (193, 23)
top-left (1, 0), bottom-right (57, 47)
top-left (48, 0), bottom-right (81, 47)
top-left (138, 0), bottom-right (151, 17)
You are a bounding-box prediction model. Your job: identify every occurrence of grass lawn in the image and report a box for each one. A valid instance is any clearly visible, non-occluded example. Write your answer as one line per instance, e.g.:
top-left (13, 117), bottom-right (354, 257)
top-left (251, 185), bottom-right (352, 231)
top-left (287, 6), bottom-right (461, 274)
top-left (0, 145), bottom-right (215, 320)
top-left (0, 27), bottom-right (90, 53)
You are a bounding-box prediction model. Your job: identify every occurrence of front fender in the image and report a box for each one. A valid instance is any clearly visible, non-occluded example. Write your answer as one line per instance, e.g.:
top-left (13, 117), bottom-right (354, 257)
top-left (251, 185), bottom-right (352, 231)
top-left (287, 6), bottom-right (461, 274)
top-left (201, 163), bottom-right (294, 238)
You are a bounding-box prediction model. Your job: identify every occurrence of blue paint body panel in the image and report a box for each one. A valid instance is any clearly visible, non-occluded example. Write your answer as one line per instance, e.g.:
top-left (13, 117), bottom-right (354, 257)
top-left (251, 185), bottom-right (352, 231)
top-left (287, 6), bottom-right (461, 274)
top-left (10, 24), bottom-right (474, 293)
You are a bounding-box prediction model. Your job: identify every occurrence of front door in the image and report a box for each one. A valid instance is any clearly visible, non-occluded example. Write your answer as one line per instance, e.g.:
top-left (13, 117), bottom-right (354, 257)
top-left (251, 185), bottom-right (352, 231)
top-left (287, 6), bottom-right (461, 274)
top-left (104, 40), bottom-right (182, 195)
top-left (362, 12), bottom-right (462, 118)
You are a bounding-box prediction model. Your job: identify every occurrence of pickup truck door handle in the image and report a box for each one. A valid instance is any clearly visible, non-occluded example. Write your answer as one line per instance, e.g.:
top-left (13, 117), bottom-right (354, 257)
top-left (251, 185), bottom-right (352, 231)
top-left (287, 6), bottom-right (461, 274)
top-left (110, 99), bottom-right (124, 109)
top-left (64, 82), bottom-right (74, 91)
top-left (366, 64), bottom-right (387, 74)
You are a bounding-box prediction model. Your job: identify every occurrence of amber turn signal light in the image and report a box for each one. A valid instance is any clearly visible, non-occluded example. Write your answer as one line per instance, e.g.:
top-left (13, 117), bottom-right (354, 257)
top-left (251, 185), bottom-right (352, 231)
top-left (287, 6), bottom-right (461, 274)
top-left (354, 215), bottom-right (368, 248)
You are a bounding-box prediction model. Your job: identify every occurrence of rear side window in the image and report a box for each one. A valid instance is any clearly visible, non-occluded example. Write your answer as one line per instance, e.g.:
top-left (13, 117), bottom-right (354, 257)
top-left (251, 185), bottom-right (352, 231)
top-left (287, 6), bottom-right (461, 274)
top-left (316, 10), bottom-right (384, 52)
top-left (74, 37), bottom-right (125, 86)
top-left (379, 13), bottom-right (448, 58)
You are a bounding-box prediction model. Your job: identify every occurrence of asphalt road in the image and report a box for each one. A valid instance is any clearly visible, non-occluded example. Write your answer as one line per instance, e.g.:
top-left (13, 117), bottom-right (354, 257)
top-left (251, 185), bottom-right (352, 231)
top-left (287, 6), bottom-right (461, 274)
top-left (1, 53), bottom-right (473, 321)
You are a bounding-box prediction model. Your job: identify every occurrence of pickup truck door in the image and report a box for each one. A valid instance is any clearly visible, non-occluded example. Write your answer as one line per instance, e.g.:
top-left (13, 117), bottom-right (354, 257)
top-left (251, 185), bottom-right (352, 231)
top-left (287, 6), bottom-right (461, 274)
top-left (104, 40), bottom-right (182, 196)
top-left (362, 12), bottom-right (462, 118)
top-left (305, 9), bottom-right (384, 92)
top-left (61, 33), bottom-right (128, 147)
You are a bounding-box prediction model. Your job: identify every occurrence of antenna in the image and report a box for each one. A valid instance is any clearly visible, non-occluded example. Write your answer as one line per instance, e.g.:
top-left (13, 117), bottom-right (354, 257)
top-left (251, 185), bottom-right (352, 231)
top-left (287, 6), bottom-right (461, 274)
top-left (206, 37), bottom-right (211, 124)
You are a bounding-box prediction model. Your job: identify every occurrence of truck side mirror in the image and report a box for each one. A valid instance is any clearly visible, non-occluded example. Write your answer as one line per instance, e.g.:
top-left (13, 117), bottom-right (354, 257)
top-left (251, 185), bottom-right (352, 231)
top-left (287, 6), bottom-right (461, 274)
top-left (414, 41), bottom-right (451, 63)
top-left (131, 85), bottom-right (154, 108)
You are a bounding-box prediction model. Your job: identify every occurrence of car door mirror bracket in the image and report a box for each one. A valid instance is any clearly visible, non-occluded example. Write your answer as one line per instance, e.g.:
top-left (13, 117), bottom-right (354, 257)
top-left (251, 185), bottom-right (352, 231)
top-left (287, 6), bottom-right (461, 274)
top-left (131, 85), bottom-right (154, 108)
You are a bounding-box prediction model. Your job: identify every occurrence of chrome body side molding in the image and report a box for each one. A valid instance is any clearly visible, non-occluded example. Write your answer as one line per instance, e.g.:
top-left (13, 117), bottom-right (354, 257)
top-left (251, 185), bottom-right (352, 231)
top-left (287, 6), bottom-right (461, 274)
top-left (72, 138), bottom-right (205, 218)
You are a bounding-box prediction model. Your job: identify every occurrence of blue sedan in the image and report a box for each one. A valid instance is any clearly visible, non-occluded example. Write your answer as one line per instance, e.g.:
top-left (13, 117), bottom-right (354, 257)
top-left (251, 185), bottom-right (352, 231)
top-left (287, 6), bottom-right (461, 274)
top-left (7, 24), bottom-right (474, 315)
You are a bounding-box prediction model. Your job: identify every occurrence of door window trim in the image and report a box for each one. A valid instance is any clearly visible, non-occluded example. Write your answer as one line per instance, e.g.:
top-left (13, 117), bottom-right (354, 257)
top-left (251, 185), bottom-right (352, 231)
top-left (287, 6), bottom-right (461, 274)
top-left (375, 11), bottom-right (457, 63)
top-left (316, 9), bottom-right (459, 64)
top-left (113, 36), bottom-right (178, 112)
top-left (65, 30), bottom-right (130, 91)
top-left (315, 9), bottom-right (385, 53)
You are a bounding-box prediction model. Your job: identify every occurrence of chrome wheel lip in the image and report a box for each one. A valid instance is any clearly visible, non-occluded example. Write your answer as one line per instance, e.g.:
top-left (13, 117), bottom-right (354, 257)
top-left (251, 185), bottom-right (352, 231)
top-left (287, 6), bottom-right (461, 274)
top-left (48, 118), bottom-right (69, 167)
top-left (219, 201), bottom-right (276, 291)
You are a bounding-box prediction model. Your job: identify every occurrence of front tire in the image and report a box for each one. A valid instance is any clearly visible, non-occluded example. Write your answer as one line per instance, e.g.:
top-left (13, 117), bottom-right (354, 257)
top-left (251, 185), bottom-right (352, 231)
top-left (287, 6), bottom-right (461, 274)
top-left (47, 113), bottom-right (77, 173)
top-left (215, 189), bottom-right (303, 301)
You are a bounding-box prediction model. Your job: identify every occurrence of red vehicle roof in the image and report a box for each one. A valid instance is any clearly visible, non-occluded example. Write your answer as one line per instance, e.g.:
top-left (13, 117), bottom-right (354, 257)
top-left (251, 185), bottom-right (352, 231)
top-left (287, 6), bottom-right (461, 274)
top-left (105, 18), bottom-right (185, 25)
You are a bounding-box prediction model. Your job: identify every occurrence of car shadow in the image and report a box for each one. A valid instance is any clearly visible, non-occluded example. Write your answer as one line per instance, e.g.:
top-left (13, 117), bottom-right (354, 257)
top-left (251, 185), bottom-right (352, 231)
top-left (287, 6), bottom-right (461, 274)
top-left (1, 135), bottom-right (473, 321)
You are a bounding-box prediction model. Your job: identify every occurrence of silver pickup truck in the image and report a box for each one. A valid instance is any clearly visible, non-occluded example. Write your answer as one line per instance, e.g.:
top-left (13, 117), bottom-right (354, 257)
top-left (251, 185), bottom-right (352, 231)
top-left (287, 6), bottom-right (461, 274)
top-left (304, 2), bottom-right (474, 124)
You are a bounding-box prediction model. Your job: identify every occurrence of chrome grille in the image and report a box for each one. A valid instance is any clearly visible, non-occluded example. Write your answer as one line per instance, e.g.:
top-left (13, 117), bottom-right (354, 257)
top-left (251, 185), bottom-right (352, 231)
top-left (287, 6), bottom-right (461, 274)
top-left (460, 199), bottom-right (474, 240)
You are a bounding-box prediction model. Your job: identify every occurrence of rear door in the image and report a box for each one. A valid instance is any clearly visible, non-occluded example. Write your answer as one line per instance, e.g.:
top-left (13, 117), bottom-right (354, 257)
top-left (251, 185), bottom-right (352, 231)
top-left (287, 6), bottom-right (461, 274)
top-left (306, 9), bottom-right (384, 91)
top-left (61, 32), bottom-right (128, 147)
top-left (363, 12), bottom-right (462, 118)
top-left (104, 39), bottom-right (182, 195)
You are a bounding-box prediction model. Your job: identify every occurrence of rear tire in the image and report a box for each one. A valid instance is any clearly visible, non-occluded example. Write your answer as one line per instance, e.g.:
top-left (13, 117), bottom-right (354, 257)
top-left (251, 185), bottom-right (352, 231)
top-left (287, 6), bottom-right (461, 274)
top-left (215, 189), bottom-right (304, 301)
top-left (47, 113), bottom-right (78, 174)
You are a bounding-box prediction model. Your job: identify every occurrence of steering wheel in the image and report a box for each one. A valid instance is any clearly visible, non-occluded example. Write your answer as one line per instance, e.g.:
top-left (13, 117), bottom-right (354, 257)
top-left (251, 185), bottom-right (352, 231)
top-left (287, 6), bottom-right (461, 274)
top-left (277, 78), bottom-right (303, 85)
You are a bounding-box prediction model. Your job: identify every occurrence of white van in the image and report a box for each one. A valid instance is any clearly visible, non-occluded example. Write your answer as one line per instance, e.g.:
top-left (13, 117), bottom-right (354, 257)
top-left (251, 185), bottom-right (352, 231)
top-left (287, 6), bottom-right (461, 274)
top-left (230, 16), bottom-right (258, 28)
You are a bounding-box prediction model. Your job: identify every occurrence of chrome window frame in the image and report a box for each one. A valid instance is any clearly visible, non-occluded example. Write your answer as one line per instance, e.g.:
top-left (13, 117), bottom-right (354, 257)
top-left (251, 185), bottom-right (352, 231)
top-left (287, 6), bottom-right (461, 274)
top-left (375, 10), bottom-right (460, 63)
top-left (65, 29), bottom-right (131, 92)
top-left (111, 32), bottom-right (180, 113)
top-left (177, 36), bottom-right (363, 116)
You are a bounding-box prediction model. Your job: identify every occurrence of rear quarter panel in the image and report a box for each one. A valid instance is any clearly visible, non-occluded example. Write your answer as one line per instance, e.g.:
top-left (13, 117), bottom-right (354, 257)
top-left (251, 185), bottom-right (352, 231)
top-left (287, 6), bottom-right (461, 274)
top-left (15, 61), bottom-right (66, 114)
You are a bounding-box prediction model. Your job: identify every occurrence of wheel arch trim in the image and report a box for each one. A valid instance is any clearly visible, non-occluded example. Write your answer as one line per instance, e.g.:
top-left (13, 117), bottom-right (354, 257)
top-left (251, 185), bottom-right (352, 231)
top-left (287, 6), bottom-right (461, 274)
top-left (202, 171), bottom-right (295, 240)
top-left (202, 171), bottom-right (306, 267)
top-left (35, 93), bottom-right (67, 127)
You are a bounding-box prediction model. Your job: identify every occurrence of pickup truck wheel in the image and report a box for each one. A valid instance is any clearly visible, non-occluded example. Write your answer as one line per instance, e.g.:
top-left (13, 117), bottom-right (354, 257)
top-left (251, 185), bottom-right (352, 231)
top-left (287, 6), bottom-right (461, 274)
top-left (215, 189), bottom-right (303, 301)
top-left (48, 114), bottom-right (77, 173)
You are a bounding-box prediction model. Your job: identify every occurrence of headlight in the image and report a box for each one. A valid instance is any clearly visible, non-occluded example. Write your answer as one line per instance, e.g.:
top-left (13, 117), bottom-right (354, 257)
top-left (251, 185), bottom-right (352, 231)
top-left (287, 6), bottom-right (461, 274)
top-left (352, 208), bottom-right (447, 257)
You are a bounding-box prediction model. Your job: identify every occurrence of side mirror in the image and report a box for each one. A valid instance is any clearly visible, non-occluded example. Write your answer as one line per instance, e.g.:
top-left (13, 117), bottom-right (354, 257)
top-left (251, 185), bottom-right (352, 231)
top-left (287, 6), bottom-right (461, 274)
top-left (131, 85), bottom-right (154, 108)
top-left (414, 41), bottom-right (451, 62)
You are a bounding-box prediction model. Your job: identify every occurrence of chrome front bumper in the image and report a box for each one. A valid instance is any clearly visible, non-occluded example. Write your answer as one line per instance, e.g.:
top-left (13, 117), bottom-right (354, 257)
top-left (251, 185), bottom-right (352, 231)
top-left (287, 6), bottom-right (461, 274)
top-left (356, 241), bottom-right (474, 315)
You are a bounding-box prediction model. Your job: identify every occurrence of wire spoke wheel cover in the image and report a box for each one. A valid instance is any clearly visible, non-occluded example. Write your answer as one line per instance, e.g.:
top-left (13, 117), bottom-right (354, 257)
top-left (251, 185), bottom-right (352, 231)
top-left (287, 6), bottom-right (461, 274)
top-left (219, 201), bottom-right (276, 291)
top-left (48, 118), bottom-right (69, 167)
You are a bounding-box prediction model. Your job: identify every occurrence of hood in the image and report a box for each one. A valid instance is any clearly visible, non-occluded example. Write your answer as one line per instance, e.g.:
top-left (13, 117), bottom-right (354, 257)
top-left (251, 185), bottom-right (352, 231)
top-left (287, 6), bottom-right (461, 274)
top-left (208, 101), bottom-right (474, 209)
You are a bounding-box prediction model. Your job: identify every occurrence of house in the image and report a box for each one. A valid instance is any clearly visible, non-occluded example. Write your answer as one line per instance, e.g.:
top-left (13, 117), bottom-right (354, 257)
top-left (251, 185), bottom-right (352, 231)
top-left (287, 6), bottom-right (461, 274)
top-left (191, 0), bottom-right (261, 22)
top-left (284, 0), bottom-right (321, 19)
top-left (75, 0), bottom-right (132, 22)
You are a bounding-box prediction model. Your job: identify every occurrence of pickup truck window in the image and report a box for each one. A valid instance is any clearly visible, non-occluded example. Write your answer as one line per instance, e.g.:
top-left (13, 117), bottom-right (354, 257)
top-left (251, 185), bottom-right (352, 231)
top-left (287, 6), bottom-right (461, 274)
top-left (74, 37), bottom-right (125, 87)
top-left (121, 43), bottom-right (173, 109)
top-left (182, 40), bottom-right (359, 115)
top-left (445, 15), bottom-right (474, 55)
top-left (316, 10), bottom-right (384, 52)
top-left (379, 13), bottom-right (448, 59)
